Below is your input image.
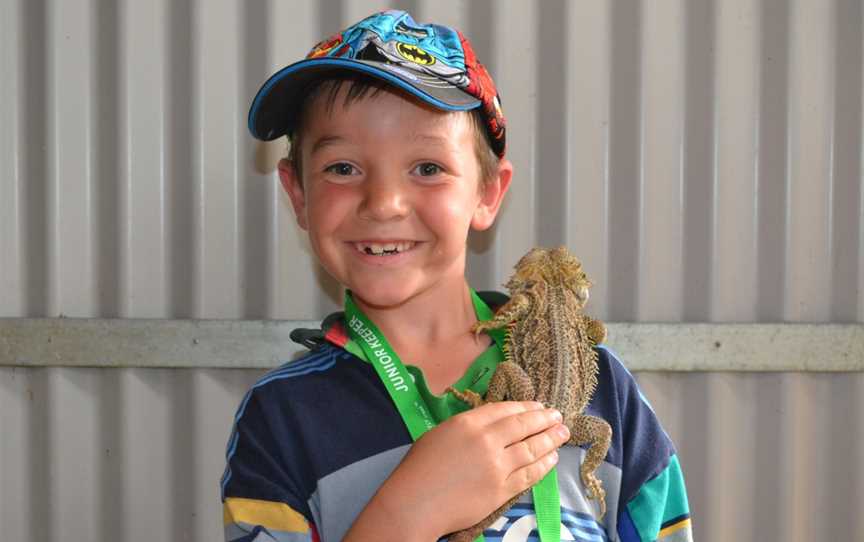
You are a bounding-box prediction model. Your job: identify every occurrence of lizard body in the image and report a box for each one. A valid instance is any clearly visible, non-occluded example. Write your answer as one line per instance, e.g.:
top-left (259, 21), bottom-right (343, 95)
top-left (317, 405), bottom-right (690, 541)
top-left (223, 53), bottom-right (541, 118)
top-left (448, 246), bottom-right (612, 542)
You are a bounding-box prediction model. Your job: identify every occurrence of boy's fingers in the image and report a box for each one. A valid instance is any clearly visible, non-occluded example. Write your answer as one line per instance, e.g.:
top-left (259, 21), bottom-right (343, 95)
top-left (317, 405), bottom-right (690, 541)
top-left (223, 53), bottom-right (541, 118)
top-left (505, 423), bottom-right (569, 468)
top-left (506, 449), bottom-right (559, 494)
top-left (487, 407), bottom-right (563, 446)
top-left (468, 400), bottom-right (547, 425)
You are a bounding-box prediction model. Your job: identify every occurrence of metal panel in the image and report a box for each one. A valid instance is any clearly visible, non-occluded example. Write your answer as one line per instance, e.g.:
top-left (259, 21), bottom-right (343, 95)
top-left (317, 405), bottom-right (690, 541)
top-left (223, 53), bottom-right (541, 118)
top-left (2, 367), bottom-right (863, 541)
top-left (713, 0), bottom-right (759, 323)
top-left (1, 0), bottom-right (859, 323)
top-left (1, 1), bottom-right (863, 542)
top-left (0, 367), bottom-right (259, 541)
top-left (636, 371), bottom-right (864, 541)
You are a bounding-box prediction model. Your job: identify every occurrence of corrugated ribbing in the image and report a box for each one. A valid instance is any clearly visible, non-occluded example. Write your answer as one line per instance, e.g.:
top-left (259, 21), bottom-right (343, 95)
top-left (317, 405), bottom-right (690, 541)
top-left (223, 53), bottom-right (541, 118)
top-left (0, 367), bottom-right (862, 541)
top-left (2, 0), bottom-right (859, 323)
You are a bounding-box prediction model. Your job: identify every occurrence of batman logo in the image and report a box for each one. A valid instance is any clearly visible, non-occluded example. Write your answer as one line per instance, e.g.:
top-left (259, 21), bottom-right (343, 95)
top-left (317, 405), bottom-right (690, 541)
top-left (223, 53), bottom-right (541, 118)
top-left (396, 43), bottom-right (436, 66)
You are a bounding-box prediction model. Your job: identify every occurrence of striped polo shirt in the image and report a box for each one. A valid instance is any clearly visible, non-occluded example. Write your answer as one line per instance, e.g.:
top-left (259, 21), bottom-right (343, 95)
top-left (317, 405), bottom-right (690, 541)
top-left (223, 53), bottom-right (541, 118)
top-left (221, 295), bottom-right (692, 542)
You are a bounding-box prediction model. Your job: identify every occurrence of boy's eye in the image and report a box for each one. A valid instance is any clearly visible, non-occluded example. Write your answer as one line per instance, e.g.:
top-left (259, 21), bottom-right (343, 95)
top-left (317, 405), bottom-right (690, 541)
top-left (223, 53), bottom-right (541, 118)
top-left (412, 162), bottom-right (443, 177)
top-left (324, 163), bottom-right (359, 176)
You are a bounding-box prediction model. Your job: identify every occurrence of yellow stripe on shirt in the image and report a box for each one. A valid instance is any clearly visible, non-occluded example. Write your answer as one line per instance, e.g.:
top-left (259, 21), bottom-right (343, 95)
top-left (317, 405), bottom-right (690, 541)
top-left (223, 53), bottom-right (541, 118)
top-left (658, 517), bottom-right (691, 538)
top-left (223, 497), bottom-right (310, 533)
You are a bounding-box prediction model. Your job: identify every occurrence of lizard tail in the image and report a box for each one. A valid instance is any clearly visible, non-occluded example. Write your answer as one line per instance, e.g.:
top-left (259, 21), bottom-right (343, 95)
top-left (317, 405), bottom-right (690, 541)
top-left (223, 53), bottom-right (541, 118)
top-left (447, 491), bottom-right (525, 542)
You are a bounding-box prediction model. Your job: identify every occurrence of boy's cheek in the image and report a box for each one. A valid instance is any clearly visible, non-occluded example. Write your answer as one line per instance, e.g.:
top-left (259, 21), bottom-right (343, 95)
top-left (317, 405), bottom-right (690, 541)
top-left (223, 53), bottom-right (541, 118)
top-left (444, 194), bottom-right (487, 226)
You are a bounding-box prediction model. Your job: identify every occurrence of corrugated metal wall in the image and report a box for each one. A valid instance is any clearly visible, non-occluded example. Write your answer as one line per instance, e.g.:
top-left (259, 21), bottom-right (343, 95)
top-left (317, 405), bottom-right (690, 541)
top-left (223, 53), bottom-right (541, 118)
top-left (1, 1), bottom-right (862, 541)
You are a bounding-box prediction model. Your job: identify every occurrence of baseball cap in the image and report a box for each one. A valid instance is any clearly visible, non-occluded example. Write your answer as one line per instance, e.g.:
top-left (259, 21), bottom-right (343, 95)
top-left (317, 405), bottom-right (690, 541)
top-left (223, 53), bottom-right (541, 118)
top-left (248, 10), bottom-right (506, 157)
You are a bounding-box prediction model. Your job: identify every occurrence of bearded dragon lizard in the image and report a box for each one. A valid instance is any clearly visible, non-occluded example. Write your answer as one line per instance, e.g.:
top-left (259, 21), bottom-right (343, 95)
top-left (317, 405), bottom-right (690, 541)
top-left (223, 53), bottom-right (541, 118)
top-left (447, 246), bottom-right (612, 542)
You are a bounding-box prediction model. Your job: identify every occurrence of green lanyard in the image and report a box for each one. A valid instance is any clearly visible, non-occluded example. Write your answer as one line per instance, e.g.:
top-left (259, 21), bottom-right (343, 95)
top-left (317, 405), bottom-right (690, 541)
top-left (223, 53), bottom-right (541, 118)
top-left (344, 290), bottom-right (561, 541)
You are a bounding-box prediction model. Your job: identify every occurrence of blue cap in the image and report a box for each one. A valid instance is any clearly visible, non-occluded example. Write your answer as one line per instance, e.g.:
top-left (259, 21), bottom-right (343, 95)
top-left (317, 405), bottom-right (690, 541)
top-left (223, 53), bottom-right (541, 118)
top-left (248, 10), bottom-right (506, 156)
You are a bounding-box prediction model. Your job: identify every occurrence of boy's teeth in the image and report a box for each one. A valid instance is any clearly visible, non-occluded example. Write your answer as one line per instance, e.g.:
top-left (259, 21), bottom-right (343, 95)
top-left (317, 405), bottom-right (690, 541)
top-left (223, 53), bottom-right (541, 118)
top-left (355, 241), bottom-right (415, 255)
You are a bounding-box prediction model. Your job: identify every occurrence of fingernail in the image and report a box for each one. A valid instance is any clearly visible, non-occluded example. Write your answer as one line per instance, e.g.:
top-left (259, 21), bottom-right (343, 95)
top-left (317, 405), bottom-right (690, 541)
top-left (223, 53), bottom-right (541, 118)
top-left (557, 424), bottom-right (570, 439)
top-left (550, 409), bottom-right (563, 422)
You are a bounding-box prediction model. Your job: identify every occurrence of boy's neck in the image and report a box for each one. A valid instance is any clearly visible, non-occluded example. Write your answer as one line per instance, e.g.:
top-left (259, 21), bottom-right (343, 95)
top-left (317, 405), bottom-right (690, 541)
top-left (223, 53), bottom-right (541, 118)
top-left (351, 279), bottom-right (482, 366)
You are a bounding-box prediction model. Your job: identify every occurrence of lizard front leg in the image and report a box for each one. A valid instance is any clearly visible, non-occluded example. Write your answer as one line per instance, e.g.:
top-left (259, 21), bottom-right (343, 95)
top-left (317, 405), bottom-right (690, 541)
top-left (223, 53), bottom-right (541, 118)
top-left (581, 315), bottom-right (607, 345)
top-left (448, 361), bottom-right (536, 407)
top-left (567, 413), bottom-right (612, 519)
top-left (471, 292), bottom-right (532, 336)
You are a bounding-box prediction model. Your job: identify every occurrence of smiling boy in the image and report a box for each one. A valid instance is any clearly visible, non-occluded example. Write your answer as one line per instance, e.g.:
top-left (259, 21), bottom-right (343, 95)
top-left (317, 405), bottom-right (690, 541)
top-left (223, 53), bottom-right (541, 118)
top-left (221, 10), bottom-right (692, 542)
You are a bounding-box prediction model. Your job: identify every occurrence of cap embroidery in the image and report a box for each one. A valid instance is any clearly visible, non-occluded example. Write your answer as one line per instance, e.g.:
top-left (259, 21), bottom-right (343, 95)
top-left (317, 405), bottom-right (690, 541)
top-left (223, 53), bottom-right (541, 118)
top-left (308, 34), bottom-right (343, 59)
top-left (395, 20), bottom-right (430, 38)
top-left (396, 43), bottom-right (436, 65)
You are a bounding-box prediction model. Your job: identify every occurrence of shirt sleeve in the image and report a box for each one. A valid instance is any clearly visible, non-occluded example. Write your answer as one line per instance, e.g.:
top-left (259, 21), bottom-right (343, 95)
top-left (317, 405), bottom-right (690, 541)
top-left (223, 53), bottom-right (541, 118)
top-left (618, 455), bottom-right (692, 542)
top-left (223, 498), bottom-right (316, 542)
top-left (221, 389), bottom-right (316, 542)
top-left (597, 346), bottom-right (693, 542)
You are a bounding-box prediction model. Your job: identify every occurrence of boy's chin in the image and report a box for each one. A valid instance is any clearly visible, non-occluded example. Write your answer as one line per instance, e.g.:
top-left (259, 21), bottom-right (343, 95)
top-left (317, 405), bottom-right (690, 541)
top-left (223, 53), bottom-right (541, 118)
top-left (347, 280), bottom-right (440, 311)
top-left (349, 286), bottom-right (416, 310)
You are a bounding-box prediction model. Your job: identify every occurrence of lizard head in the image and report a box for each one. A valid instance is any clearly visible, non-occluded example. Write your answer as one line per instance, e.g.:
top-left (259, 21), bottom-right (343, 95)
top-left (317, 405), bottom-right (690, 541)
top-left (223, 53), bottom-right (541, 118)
top-left (505, 246), bottom-right (592, 307)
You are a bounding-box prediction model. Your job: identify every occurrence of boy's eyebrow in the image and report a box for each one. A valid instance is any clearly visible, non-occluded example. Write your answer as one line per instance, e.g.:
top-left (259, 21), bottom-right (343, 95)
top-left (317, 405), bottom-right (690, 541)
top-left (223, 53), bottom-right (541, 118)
top-left (309, 135), bottom-right (347, 155)
top-left (405, 133), bottom-right (454, 147)
top-left (310, 133), bottom-right (454, 154)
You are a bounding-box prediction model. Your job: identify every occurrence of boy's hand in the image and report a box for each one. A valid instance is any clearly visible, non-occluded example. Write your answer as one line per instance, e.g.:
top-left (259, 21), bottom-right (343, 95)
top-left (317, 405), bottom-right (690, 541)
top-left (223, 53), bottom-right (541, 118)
top-left (349, 401), bottom-right (568, 541)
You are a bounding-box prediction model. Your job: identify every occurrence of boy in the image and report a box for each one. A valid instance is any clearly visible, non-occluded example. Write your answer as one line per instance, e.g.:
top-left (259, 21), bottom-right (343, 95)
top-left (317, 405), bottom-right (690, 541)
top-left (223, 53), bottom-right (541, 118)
top-left (222, 10), bottom-right (692, 542)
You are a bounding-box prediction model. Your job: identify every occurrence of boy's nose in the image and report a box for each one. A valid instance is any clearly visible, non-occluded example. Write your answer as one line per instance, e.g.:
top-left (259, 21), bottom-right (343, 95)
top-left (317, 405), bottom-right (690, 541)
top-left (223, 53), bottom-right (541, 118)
top-left (359, 176), bottom-right (410, 221)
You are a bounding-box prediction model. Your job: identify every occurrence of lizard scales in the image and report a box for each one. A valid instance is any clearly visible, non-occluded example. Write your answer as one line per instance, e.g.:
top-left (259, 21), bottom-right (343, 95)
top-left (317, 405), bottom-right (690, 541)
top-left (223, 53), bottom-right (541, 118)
top-left (515, 279), bottom-right (597, 411)
top-left (448, 246), bottom-right (612, 542)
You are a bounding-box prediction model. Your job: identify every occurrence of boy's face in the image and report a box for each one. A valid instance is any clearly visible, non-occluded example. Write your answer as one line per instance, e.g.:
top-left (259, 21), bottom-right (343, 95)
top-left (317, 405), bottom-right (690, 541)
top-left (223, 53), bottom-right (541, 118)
top-left (279, 85), bottom-right (511, 309)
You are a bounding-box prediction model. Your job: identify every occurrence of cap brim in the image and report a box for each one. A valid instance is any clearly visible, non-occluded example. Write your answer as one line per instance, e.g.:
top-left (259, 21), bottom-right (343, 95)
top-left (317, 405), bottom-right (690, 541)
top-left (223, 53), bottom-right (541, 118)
top-left (248, 58), bottom-right (482, 141)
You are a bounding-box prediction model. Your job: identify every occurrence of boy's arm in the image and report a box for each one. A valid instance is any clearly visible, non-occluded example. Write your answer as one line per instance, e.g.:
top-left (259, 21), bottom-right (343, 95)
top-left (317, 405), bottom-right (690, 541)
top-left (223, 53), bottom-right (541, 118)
top-left (619, 455), bottom-right (692, 542)
top-left (341, 483), bottom-right (437, 542)
top-left (220, 386), bottom-right (457, 542)
top-left (598, 346), bottom-right (693, 542)
top-left (221, 391), bottom-right (316, 542)
top-left (223, 498), bottom-right (314, 542)
top-left (344, 401), bottom-right (569, 542)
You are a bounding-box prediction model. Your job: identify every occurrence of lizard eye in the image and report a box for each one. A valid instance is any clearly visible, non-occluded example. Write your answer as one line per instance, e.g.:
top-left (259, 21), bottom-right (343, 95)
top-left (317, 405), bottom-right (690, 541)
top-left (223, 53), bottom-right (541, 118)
top-left (524, 280), bottom-right (537, 289)
top-left (575, 286), bottom-right (589, 304)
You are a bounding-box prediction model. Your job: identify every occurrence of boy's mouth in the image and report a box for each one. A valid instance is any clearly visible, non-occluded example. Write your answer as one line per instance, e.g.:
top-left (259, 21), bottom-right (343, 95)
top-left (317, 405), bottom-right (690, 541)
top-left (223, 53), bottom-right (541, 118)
top-left (353, 241), bottom-right (417, 256)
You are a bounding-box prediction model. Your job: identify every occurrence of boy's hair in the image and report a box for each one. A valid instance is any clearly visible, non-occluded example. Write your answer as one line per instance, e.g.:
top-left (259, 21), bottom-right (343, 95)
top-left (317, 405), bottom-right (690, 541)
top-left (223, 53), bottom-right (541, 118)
top-left (287, 74), bottom-right (500, 187)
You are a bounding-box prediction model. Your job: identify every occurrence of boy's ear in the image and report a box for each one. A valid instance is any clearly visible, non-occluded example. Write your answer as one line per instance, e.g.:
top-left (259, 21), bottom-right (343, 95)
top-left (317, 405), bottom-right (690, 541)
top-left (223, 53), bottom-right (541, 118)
top-left (471, 158), bottom-right (513, 231)
top-left (278, 158), bottom-right (309, 231)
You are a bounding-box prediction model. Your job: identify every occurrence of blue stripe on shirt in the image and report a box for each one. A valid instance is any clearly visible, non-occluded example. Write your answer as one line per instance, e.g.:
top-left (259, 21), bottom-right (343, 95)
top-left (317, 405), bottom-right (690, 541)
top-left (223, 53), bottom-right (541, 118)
top-left (221, 347), bottom-right (339, 496)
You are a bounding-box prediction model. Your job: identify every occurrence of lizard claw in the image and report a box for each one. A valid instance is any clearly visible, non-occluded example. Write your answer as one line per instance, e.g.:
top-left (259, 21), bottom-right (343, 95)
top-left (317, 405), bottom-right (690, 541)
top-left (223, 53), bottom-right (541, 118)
top-left (448, 387), bottom-right (486, 408)
top-left (470, 321), bottom-right (488, 337)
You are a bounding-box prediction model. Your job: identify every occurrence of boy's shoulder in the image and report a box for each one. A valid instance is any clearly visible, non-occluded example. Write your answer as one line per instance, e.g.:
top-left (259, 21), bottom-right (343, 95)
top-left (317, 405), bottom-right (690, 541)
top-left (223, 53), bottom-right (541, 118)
top-left (591, 344), bottom-right (649, 412)
top-left (241, 341), bottom-right (370, 414)
top-left (228, 343), bottom-right (364, 445)
top-left (249, 341), bottom-right (351, 387)
top-left (223, 334), bottom-right (412, 500)
top-left (236, 291), bottom-right (511, 436)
